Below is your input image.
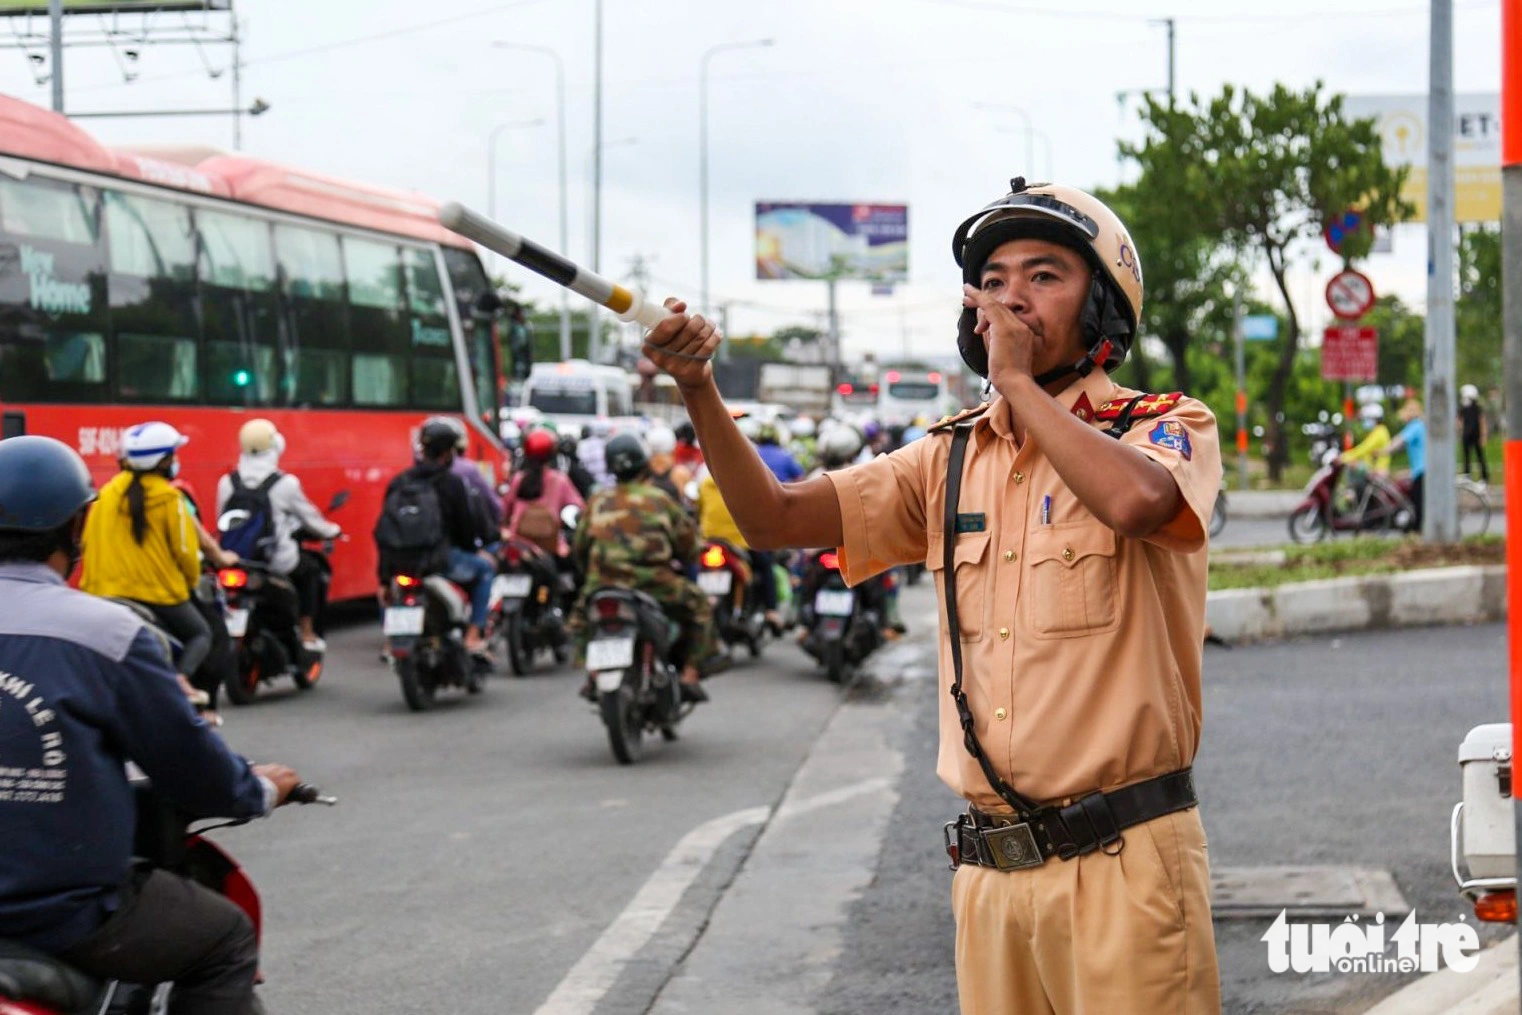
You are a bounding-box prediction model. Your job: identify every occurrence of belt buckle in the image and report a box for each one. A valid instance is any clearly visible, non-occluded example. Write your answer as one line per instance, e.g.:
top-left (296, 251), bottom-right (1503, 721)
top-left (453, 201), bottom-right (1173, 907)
top-left (983, 822), bottom-right (1044, 871)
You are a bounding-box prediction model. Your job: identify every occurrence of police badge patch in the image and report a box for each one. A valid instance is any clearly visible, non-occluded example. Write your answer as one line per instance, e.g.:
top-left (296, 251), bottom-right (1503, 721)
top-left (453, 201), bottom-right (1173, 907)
top-left (1149, 419), bottom-right (1192, 460)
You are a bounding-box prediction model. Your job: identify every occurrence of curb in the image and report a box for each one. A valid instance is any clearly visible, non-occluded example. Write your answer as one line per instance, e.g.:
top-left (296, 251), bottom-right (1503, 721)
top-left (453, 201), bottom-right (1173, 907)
top-left (1205, 565), bottom-right (1507, 643)
top-left (1358, 934), bottom-right (1518, 1015)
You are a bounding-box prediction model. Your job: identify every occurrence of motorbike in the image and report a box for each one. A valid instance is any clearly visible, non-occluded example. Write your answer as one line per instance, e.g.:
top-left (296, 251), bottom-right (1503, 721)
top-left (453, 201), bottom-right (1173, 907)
top-left (1209, 480), bottom-right (1228, 539)
top-left (1302, 415), bottom-right (1343, 468)
top-left (696, 539), bottom-right (769, 658)
top-left (383, 567), bottom-right (488, 711)
top-left (1287, 451), bottom-right (1415, 543)
top-left (215, 491), bottom-right (347, 706)
top-left (490, 535), bottom-right (574, 677)
top-left (583, 585), bottom-right (691, 764)
top-left (0, 781), bottom-right (335, 1015)
top-left (797, 548), bottom-right (887, 683)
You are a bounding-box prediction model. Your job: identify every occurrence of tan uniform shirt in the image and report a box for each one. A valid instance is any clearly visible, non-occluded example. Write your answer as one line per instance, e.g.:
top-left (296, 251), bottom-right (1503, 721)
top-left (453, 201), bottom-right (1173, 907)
top-left (826, 369), bottom-right (1222, 810)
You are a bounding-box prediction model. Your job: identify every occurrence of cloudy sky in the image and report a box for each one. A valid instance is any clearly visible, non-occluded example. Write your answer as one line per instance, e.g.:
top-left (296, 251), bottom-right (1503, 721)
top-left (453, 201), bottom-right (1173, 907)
top-left (0, 0), bottom-right (1504, 361)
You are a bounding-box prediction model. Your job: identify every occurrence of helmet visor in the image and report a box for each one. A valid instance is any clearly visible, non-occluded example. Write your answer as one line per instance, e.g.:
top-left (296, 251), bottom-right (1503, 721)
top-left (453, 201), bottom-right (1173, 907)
top-left (954, 192), bottom-right (1101, 266)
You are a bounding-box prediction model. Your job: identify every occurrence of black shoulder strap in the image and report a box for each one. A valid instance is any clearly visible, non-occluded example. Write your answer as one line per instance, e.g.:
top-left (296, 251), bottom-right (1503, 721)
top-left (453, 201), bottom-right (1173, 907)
top-left (943, 422), bottom-right (1040, 816)
top-left (1102, 394), bottom-right (1147, 440)
top-left (254, 471), bottom-right (283, 494)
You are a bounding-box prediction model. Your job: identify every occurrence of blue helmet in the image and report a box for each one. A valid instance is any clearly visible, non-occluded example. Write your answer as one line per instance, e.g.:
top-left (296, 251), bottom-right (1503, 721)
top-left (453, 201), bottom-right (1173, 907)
top-left (0, 436), bottom-right (97, 532)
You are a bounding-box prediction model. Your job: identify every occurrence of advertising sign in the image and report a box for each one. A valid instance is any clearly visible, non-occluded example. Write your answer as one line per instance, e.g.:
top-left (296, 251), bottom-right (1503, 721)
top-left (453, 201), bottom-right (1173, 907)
top-left (1240, 314), bottom-right (1279, 341)
top-left (0, 1), bottom-right (228, 12)
top-left (755, 202), bottom-right (908, 281)
top-left (1321, 326), bottom-right (1379, 382)
top-left (1342, 94), bottom-right (1501, 223)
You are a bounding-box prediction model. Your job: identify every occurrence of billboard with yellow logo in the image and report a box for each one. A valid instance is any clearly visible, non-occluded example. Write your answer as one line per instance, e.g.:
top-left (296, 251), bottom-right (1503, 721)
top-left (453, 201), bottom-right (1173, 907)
top-left (1343, 93), bottom-right (1500, 224)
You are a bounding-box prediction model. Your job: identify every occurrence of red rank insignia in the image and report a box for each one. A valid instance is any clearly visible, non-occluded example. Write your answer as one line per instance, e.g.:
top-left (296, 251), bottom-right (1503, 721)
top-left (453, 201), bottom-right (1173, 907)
top-left (1071, 393), bottom-right (1095, 422)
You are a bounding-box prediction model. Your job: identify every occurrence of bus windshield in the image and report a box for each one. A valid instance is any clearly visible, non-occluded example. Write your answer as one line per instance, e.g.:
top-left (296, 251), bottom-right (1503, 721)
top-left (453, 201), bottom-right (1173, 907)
top-left (529, 385), bottom-right (599, 416)
top-left (888, 381), bottom-right (939, 400)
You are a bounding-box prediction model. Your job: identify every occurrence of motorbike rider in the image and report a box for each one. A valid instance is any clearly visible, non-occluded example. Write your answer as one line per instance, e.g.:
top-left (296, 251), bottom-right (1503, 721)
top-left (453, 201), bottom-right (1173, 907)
top-left (577, 421), bottom-right (616, 491)
top-left (503, 427), bottom-right (585, 558)
top-left (673, 420), bottom-right (705, 470)
top-left (1339, 403), bottom-right (1392, 476)
top-left (81, 422), bottom-right (213, 689)
top-left (380, 418), bottom-right (496, 658)
top-left (1387, 397), bottom-right (1427, 531)
top-left (216, 419), bottom-right (342, 653)
top-left (571, 433), bottom-right (715, 703)
top-left (645, 424), bottom-right (693, 504)
top-left (432, 415), bottom-right (505, 536)
top-left (0, 435), bottom-right (301, 1015)
top-left (807, 424), bottom-right (902, 638)
top-left (551, 427), bottom-right (598, 499)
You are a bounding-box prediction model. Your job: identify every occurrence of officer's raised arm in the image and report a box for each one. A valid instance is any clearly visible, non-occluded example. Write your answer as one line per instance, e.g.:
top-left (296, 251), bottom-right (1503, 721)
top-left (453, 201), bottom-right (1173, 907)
top-left (642, 300), bottom-right (842, 552)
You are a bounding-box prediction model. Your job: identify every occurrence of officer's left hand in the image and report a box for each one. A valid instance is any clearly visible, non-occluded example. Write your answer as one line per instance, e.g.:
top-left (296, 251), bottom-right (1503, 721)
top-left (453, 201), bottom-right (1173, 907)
top-left (962, 284), bottom-right (1042, 385)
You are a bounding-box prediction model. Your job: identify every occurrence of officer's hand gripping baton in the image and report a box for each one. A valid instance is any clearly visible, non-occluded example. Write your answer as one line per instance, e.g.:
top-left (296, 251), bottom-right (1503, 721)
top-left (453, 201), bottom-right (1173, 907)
top-left (438, 202), bottom-right (679, 332)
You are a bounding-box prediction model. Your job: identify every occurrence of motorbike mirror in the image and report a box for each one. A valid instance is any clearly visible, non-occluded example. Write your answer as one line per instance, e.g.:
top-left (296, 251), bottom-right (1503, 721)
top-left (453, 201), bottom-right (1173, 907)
top-left (217, 509), bottom-right (250, 534)
top-left (560, 505), bottom-right (581, 529)
top-left (328, 490), bottom-right (350, 512)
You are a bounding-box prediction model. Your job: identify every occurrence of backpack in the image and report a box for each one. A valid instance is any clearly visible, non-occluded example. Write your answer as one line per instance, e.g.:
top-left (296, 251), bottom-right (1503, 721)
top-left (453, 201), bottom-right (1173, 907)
top-left (218, 471), bottom-right (282, 563)
top-left (514, 502), bottom-right (560, 556)
top-left (373, 471), bottom-right (450, 577)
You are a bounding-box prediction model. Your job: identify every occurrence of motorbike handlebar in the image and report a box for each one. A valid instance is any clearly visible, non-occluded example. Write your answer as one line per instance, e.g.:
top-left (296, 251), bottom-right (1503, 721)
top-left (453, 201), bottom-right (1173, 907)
top-left (286, 783), bottom-right (338, 806)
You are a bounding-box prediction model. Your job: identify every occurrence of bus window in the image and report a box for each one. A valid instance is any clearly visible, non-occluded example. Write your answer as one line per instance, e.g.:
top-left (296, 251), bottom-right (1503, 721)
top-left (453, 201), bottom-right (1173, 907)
top-left (276, 224), bottom-right (349, 407)
top-left (345, 236), bottom-right (409, 409)
top-left (887, 380), bottom-right (939, 401)
top-left (405, 247), bottom-right (460, 411)
top-left (0, 174), bottom-right (108, 402)
top-left (105, 191), bottom-right (200, 402)
top-left (440, 248), bottom-right (500, 418)
top-left (527, 380), bottom-right (598, 416)
top-left (198, 209), bottom-right (278, 406)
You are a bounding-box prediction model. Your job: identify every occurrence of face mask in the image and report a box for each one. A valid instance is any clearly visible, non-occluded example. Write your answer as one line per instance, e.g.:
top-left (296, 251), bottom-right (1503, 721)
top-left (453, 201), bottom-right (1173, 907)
top-left (168, 460), bottom-right (181, 480)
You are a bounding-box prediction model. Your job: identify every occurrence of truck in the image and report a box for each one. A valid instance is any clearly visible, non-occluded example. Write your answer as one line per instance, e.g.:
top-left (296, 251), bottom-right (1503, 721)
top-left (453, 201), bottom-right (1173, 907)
top-left (757, 362), bottom-right (834, 417)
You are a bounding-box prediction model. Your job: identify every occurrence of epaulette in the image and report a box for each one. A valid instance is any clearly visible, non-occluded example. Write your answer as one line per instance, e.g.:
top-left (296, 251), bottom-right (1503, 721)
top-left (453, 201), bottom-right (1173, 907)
top-left (1094, 391), bottom-right (1183, 422)
top-left (927, 403), bottom-right (989, 434)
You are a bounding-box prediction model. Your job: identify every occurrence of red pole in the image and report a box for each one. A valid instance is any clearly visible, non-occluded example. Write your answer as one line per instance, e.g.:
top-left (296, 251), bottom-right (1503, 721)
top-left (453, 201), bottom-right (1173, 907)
top-left (1503, 0), bottom-right (1522, 936)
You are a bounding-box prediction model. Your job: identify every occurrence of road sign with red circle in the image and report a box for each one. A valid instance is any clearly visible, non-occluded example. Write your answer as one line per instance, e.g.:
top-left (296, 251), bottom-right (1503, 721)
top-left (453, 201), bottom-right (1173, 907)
top-left (1325, 269), bottom-right (1376, 320)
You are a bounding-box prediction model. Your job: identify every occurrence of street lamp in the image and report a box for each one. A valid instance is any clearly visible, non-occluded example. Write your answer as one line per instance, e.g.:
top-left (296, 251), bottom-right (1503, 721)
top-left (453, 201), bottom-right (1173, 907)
top-left (971, 101), bottom-right (1053, 181)
top-left (586, 136), bottom-right (638, 364)
top-left (700, 38), bottom-right (773, 333)
top-left (492, 41), bottom-right (572, 361)
top-left (486, 117), bottom-right (545, 224)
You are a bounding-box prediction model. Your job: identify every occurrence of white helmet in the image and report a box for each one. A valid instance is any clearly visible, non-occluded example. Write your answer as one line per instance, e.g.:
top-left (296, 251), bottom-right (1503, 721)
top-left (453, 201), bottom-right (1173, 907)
top-left (499, 421), bottom-right (522, 448)
top-left (122, 421), bottom-right (188, 471)
top-left (645, 424), bottom-right (677, 456)
top-left (790, 416), bottom-right (816, 439)
top-left (818, 424), bottom-right (864, 466)
top-left (238, 418), bottom-right (285, 455)
top-left (736, 416), bottom-right (763, 441)
top-left (1358, 403), bottom-right (1384, 424)
top-left (1461, 384), bottom-right (1480, 405)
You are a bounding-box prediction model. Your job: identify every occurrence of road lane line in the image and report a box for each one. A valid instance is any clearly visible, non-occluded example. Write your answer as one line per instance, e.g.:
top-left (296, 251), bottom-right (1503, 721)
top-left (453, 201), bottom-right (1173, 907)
top-left (532, 778), bottom-right (893, 1015)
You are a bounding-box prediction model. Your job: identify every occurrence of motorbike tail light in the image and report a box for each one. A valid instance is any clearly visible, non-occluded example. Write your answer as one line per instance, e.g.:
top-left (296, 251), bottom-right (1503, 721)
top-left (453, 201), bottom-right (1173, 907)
top-left (702, 545), bottom-right (727, 569)
top-left (595, 598), bottom-right (623, 620)
top-left (505, 543), bottom-right (523, 567)
top-left (218, 567), bottom-right (249, 589)
top-left (819, 552), bottom-right (841, 571)
top-left (882, 572), bottom-right (896, 591)
top-left (395, 574), bottom-right (421, 589)
top-left (1473, 889), bottom-right (1517, 923)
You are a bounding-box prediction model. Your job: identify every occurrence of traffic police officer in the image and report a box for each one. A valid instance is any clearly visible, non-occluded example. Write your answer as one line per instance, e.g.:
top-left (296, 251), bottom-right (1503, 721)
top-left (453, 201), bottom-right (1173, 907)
top-left (642, 178), bottom-right (1223, 1013)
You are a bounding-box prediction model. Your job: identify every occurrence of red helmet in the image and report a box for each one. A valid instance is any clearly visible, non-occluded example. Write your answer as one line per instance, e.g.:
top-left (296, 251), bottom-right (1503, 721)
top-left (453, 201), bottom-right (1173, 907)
top-left (522, 429), bottom-right (558, 461)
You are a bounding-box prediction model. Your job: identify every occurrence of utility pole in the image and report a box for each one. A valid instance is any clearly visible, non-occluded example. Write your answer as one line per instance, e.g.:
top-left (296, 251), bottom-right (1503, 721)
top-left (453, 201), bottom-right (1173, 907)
top-left (230, 17), bottom-right (242, 148)
top-left (1424, 0), bottom-right (1458, 541)
top-left (48, 0), bottom-right (63, 113)
top-left (589, 0), bottom-right (604, 363)
top-left (1149, 17), bottom-right (1176, 105)
top-left (1501, 0), bottom-right (1522, 987)
top-left (1233, 287), bottom-right (1248, 491)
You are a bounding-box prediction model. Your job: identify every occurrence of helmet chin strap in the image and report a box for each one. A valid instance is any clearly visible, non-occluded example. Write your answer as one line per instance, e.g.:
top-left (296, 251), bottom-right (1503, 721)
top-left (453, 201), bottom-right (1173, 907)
top-left (1032, 337), bottom-right (1113, 387)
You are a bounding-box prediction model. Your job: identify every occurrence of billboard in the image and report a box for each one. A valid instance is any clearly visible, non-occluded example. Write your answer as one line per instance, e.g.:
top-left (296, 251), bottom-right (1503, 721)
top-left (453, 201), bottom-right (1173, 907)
top-left (755, 202), bottom-right (908, 281)
top-left (1342, 93), bottom-right (1500, 224)
top-left (0, 1), bottom-right (228, 13)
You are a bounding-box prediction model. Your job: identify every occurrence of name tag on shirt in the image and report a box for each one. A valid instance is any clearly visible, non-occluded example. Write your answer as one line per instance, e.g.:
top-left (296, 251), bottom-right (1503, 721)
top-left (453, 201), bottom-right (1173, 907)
top-left (955, 512), bottom-right (986, 533)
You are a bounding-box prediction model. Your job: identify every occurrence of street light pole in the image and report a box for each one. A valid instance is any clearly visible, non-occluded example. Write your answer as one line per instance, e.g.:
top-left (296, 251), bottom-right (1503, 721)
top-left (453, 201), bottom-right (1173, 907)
top-left (486, 117), bottom-right (545, 223)
top-left (1425, 0), bottom-right (1458, 541)
top-left (974, 101), bottom-right (1053, 180)
top-left (492, 42), bottom-right (572, 361)
top-left (48, 0), bottom-right (63, 113)
top-left (585, 136), bottom-right (637, 363)
top-left (700, 38), bottom-right (773, 343)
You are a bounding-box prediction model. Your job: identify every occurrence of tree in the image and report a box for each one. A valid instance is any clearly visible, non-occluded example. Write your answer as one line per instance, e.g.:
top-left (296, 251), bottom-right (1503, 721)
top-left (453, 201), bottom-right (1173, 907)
top-left (1457, 226), bottom-right (1502, 389)
top-left (1122, 82), bottom-right (1412, 480)
top-left (1362, 295), bottom-right (1425, 391)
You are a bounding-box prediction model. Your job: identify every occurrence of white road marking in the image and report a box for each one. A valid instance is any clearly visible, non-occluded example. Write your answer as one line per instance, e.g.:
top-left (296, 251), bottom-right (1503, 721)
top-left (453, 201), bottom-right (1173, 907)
top-left (532, 778), bottom-right (893, 1015)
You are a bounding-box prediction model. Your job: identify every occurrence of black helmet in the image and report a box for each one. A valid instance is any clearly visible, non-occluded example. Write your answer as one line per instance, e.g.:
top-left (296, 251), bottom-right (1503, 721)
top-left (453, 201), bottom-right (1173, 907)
top-left (951, 177), bottom-right (1143, 382)
top-left (605, 433), bottom-right (650, 483)
top-left (416, 418), bottom-right (460, 458)
top-left (674, 421), bottom-right (696, 445)
top-left (0, 436), bottom-right (97, 532)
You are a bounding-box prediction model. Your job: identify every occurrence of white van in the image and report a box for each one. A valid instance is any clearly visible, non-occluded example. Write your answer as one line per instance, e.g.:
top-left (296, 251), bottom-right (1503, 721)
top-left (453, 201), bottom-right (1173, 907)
top-left (520, 360), bottom-right (636, 432)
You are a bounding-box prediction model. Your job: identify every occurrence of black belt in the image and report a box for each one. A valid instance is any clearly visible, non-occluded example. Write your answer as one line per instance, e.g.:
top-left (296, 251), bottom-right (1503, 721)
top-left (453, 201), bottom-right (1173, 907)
top-left (944, 769), bottom-right (1197, 871)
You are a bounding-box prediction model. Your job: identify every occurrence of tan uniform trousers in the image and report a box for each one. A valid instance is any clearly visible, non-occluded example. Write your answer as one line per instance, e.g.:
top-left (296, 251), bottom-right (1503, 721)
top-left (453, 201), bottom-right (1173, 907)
top-left (951, 807), bottom-right (1220, 1015)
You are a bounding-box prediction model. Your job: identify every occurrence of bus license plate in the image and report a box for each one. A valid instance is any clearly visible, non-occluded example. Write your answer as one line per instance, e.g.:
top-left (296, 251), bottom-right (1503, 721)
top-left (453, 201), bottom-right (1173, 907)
top-left (224, 608), bottom-right (249, 638)
top-left (383, 607), bottom-right (425, 637)
top-left (494, 574), bottom-right (533, 599)
top-left (814, 590), bottom-right (855, 617)
top-left (698, 570), bottom-right (733, 596)
top-left (587, 636), bottom-right (635, 672)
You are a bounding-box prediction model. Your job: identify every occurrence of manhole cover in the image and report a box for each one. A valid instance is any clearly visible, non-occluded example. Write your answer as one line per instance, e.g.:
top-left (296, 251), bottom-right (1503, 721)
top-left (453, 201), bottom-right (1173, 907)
top-left (1211, 866), bottom-right (1409, 920)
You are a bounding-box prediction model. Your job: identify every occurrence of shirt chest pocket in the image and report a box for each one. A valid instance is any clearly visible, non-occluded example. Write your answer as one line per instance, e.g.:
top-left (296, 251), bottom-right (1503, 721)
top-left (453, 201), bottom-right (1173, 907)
top-left (927, 528), bottom-right (991, 641)
top-left (1025, 522), bottom-right (1121, 638)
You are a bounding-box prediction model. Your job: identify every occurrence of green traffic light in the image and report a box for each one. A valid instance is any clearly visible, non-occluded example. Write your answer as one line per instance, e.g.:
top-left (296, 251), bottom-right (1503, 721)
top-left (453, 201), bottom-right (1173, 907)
top-left (233, 369), bottom-right (251, 387)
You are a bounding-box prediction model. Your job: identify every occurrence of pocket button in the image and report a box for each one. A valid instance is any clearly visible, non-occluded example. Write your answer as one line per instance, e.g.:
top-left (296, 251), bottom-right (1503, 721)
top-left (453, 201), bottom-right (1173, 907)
top-left (998, 627), bottom-right (1009, 640)
top-left (1062, 547), bottom-right (1075, 562)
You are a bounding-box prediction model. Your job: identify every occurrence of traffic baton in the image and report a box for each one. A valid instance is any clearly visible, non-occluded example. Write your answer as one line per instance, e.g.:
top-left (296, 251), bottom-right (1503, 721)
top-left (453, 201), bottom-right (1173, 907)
top-left (438, 203), bottom-right (677, 331)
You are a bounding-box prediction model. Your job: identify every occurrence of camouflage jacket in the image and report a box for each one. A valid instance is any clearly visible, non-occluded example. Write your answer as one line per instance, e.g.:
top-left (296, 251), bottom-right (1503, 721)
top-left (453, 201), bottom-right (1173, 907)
top-left (573, 480), bottom-right (698, 586)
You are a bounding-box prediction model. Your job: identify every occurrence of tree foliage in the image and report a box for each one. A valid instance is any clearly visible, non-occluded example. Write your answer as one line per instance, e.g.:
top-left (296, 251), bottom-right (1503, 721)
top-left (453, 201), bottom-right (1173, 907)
top-left (1121, 82), bottom-right (1412, 479)
top-left (1457, 226), bottom-right (1502, 388)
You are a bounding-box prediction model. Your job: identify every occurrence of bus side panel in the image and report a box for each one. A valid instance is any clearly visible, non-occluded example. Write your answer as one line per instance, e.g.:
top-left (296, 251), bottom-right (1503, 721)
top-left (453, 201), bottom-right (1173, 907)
top-left (11, 404), bottom-right (446, 602)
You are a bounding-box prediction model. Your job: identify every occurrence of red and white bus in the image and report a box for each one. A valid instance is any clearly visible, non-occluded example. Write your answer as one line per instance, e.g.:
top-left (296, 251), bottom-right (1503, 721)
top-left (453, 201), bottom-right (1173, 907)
top-left (0, 94), bottom-right (507, 601)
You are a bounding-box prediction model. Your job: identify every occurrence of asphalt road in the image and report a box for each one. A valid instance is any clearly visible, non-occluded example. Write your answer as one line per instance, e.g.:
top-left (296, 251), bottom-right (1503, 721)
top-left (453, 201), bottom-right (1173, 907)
top-left (206, 593), bottom-right (1508, 1014)
top-left (211, 611), bottom-right (854, 1015)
